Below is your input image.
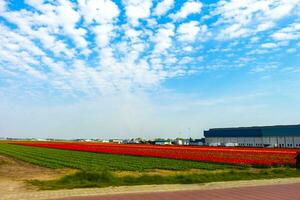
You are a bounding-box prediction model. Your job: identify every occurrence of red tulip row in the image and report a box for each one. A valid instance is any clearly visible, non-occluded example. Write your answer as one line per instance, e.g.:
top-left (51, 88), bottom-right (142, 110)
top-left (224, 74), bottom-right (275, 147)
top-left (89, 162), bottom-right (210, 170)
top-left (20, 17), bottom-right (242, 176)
top-left (12, 141), bottom-right (300, 166)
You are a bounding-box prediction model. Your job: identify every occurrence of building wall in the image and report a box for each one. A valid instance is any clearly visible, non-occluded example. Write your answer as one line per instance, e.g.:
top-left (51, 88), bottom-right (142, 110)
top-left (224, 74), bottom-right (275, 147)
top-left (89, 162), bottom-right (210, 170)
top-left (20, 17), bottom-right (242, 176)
top-left (205, 136), bottom-right (300, 148)
top-left (295, 137), bottom-right (300, 147)
top-left (269, 137), bottom-right (278, 147)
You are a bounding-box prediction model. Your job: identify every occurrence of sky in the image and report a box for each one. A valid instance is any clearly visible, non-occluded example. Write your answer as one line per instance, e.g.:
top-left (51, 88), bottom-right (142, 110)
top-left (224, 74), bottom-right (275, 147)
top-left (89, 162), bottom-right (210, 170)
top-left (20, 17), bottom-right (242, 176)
top-left (0, 0), bottom-right (300, 139)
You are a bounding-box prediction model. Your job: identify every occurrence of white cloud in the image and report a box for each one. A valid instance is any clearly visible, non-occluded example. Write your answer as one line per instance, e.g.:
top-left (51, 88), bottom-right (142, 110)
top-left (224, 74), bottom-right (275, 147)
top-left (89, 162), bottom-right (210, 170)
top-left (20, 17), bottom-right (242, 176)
top-left (215, 0), bottom-right (300, 39)
top-left (0, 1), bottom-right (80, 56)
top-left (171, 1), bottom-right (202, 20)
top-left (183, 46), bottom-right (193, 52)
top-left (286, 48), bottom-right (296, 53)
top-left (124, 0), bottom-right (152, 26)
top-left (56, 1), bottom-right (88, 49)
top-left (177, 21), bottom-right (211, 42)
top-left (24, 0), bottom-right (44, 9)
top-left (177, 21), bottom-right (200, 42)
top-left (178, 56), bottom-right (193, 65)
top-left (0, 0), bottom-right (299, 99)
top-left (261, 43), bottom-right (277, 49)
top-left (154, 0), bottom-right (174, 16)
top-left (0, 1), bottom-right (6, 12)
top-left (152, 23), bottom-right (175, 53)
top-left (256, 22), bottom-right (275, 32)
top-left (250, 37), bottom-right (260, 43)
top-left (272, 23), bottom-right (300, 41)
top-left (265, 1), bottom-right (298, 20)
top-left (0, 24), bottom-right (49, 80)
top-left (93, 24), bottom-right (115, 48)
top-left (251, 65), bottom-right (277, 73)
top-left (1, 0), bottom-right (300, 139)
top-left (78, 0), bottom-right (120, 24)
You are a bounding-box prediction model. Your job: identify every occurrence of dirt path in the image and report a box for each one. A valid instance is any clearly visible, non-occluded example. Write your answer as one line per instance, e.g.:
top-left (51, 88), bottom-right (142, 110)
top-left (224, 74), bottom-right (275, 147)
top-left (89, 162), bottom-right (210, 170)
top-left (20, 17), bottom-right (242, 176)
top-left (0, 155), bottom-right (76, 198)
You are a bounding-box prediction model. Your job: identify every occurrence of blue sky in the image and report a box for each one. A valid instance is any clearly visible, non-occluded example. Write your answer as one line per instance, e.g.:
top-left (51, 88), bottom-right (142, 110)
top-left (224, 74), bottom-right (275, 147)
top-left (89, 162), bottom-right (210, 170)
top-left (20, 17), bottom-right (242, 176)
top-left (0, 0), bottom-right (300, 139)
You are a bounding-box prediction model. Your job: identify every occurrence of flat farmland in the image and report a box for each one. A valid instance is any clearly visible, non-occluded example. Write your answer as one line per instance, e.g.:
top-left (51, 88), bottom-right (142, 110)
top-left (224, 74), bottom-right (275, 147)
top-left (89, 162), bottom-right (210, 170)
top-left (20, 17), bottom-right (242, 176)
top-left (0, 143), bottom-right (234, 171)
top-left (1, 142), bottom-right (300, 190)
top-left (11, 141), bottom-right (300, 165)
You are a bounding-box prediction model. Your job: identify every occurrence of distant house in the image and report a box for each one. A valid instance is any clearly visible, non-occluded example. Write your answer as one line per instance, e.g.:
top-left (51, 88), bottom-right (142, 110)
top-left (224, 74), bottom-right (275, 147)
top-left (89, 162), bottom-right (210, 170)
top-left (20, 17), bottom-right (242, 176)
top-left (36, 138), bottom-right (48, 141)
top-left (109, 139), bottom-right (123, 144)
top-left (73, 139), bottom-right (85, 142)
top-left (189, 138), bottom-right (204, 146)
top-left (97, 139), bottom-right (109, 143)
top-left (123, 138), bottom-right (143, 144)
top-left (155, 140), bottom-right (172, 145)
top-left (173, 139), bottom-right (190, 145)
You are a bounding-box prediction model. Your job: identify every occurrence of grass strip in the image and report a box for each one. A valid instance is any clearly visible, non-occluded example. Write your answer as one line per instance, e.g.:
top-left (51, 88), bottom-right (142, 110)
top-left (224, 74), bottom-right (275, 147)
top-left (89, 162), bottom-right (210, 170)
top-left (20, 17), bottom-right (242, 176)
top-left (30, 168), bottom-right (300, 190)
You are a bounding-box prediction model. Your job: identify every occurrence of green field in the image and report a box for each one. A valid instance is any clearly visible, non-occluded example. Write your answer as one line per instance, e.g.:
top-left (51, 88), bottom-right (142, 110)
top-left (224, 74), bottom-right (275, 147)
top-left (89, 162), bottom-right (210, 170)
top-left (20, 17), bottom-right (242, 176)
top-left (0, 143), bottom-right (236, 171)
top-left (1, 143), bottom-right (300, 190)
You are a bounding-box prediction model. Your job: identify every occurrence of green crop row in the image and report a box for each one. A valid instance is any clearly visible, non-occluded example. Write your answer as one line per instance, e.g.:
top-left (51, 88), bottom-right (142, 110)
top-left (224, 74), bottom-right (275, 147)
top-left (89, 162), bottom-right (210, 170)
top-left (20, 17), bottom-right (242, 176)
top-left (0, 143), bottom-right (238, 171)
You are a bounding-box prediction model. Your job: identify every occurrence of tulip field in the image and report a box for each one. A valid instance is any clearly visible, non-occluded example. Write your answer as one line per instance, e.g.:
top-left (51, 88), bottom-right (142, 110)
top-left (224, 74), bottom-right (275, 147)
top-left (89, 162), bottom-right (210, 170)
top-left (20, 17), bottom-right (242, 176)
top-left (8, 141), bottom-right (300, 166)
top-left (1, 142), bottom-right (300, 190)
top-left (0, 143), bottom-right (236, 171)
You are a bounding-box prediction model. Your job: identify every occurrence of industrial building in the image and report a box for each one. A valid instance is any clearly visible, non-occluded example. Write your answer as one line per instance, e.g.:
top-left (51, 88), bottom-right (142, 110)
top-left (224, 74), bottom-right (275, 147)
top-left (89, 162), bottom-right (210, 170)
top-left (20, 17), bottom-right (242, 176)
top-left (204, 124), bottom-right (300, 148)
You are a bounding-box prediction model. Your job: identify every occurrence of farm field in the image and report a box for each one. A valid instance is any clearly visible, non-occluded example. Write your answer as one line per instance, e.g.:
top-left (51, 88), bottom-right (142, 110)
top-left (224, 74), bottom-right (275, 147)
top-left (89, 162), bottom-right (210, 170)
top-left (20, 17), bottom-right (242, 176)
top-left (1, 143), bottom-right (300, 190)
top-left (11, 141), bottom-right (300, 166)
top-left (0, 143), bottom-right (235, 171)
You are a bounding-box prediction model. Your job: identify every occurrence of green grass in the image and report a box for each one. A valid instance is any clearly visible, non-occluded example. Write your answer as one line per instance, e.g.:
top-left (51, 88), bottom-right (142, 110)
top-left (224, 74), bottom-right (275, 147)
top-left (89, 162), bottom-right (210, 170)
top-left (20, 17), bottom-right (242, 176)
top-left (0, 144), bottom-right (238, 171)
top-left (30, 168), bottom-right (300, 190)
top-left (2, 143), bottom-right (299, 190)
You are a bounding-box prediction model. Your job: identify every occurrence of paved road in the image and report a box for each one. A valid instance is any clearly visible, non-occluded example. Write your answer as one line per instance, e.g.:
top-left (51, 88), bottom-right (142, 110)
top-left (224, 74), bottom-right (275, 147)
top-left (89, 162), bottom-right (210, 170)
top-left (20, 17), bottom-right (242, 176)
top-left (56, 183), bottom-right (300, 200)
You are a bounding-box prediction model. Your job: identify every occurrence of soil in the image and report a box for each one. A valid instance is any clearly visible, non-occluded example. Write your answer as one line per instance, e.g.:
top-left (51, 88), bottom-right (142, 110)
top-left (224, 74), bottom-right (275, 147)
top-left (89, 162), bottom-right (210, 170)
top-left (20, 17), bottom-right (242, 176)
top-left (0, 155), bottom-right (77, 196)
top-left (113, 169), bottom-right (234, 177)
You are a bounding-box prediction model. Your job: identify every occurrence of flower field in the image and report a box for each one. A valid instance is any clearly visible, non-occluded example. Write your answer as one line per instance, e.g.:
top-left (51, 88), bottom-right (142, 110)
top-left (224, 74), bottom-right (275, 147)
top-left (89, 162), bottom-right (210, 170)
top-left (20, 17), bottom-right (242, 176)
top-left (0, 143), bottom-right (235, 171)
top-left (2, 143), bottom-right (300, 191)
top-left (11, 141), bottom-right (300, 166)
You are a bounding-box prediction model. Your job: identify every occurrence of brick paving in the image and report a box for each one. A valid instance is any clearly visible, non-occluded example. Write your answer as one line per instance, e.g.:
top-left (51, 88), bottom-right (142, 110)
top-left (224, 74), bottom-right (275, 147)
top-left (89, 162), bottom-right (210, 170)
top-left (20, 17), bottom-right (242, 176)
top-left (3, 178), bottom-right (300, 200)
top-left (57, 183), bottom-right (300, 200)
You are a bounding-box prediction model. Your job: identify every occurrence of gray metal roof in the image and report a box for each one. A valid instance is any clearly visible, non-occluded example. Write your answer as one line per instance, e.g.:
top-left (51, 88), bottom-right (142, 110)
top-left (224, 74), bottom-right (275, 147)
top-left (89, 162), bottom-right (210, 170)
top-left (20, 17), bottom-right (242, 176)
top-left (204, 124), bottom-right (300, 137)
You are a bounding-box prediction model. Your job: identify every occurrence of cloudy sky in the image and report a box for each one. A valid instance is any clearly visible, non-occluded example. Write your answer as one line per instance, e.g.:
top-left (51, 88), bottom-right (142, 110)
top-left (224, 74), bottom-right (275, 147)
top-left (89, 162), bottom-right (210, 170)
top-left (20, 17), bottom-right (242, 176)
top-left (0, 0), bottom-right (300, 139)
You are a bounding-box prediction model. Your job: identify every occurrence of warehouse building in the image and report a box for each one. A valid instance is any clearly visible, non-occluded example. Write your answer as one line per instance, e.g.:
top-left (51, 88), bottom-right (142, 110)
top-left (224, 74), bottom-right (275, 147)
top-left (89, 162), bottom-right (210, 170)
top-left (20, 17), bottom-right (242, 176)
top-left (204, 124), bottom-right (300, 148)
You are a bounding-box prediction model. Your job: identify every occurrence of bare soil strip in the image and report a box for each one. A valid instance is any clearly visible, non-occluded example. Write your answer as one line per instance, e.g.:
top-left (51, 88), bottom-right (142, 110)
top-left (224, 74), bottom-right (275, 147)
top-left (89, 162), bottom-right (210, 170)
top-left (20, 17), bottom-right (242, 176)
top-left (0, 155), bottom-right (76, 198)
